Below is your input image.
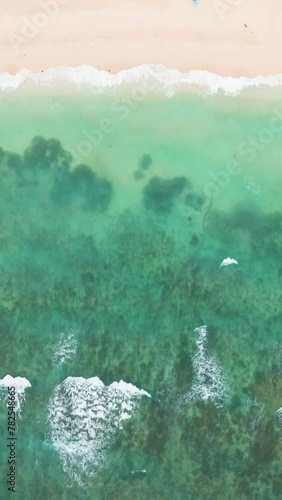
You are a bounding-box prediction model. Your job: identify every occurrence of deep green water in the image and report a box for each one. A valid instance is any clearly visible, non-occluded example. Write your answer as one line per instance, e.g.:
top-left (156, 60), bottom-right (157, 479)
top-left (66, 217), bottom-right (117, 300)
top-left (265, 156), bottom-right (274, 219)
top-left (0, 90), bottom-right (282, 499)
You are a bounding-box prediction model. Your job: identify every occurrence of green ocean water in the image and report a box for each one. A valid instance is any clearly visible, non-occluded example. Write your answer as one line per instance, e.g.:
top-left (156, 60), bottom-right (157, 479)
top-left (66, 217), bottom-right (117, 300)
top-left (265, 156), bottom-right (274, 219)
top-left (0, 89), bottom-right (282, 499)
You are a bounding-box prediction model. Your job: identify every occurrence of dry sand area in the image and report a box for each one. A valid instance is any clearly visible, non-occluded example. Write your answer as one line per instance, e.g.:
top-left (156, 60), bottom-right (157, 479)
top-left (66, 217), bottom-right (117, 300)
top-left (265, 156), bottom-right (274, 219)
top-left (0, 0), bottom-right (281, 76)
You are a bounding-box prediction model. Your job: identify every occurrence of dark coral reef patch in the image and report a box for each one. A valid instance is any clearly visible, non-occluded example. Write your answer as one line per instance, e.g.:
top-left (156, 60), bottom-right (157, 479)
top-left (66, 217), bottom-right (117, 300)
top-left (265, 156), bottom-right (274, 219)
top-left (51, 164), bottom-right (113, 211)
top-left (133, 153), bottom-right (153, 181)
top-left (139, 153), bottom-right (152, 171)
top-left (143, 176), bottom-right (188, 213)
top-left (0, 136), bottom-right (113, 212)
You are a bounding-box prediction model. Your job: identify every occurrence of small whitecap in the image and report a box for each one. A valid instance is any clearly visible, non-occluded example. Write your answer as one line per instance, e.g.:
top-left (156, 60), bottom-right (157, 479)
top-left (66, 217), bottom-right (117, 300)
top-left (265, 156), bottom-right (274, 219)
top-left (0, 375), bottom-right (31, 416)
top-left (219, 257), bottom-right (238, 268)
top-left (277, 407), bottom-right (282, 423)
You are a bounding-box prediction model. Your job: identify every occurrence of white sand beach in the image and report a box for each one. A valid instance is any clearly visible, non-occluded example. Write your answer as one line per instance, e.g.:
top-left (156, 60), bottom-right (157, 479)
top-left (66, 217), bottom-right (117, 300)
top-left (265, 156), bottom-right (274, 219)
top-left (0, 0), bottom-right (281, 77)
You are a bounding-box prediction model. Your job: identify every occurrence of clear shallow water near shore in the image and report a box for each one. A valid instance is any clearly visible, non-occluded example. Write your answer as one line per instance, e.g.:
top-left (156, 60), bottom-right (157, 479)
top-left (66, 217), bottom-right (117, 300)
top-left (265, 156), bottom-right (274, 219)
top-left (0, 84), bottom-right (282, 499)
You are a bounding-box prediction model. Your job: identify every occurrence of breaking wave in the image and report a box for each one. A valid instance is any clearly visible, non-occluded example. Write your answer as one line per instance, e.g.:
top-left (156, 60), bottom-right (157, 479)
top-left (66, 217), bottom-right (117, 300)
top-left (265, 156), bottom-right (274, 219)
top-left (1, 64), bottom-right (282, 96)
top-left (0, 375), bottom-right (31, 416)
top-left (277, 407), bottom-right (282, 424)
top-left (47, 376), bottom-right (151, 485)
top-left (183, 325), bottom-right (227, 408)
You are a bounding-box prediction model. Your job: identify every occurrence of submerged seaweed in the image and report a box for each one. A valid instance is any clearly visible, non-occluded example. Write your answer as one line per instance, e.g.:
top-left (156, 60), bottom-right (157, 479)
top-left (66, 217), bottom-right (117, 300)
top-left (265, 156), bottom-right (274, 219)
top-left (139, 154), bottom-right (153, 171)
top-left (51, 164), bottom-right (113, 211)
top-left (185, 190), bottom-right (206, 211)
top-left (1, 121), bottom-right (282, 498)
top-left (143, 176), bottom-right (188, 212)
top-left (23, 136), bottom-right (72, 171)
top-left (0, 136), bottom-right (114, 213)
top-left (205, 201), bottom-right (282, 261)
top-left (133, 153), bottom-right (153, 181)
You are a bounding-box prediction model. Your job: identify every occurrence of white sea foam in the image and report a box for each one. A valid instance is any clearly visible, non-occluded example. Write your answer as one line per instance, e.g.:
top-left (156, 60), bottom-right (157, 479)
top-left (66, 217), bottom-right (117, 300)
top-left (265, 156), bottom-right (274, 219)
top-left (53, 331), bottom-right (77, 366)
top-left (0, 375), bottom-right (31, 415)
top-left (219, 257), bottom-right (238, 268)
top-left (1, 64), bottom-right (282, 96)
top-left (47, 376), bottom-right (151, 485)
top-left (183, 325), bottom-right (227, 407)
top-left (277, 407), bottom-right (282, 424)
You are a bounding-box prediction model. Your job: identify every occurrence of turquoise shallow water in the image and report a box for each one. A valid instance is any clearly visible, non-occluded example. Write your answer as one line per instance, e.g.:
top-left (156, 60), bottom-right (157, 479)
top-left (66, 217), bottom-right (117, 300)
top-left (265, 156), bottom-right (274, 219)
top-left (0, 89), bottom-right (282, 499)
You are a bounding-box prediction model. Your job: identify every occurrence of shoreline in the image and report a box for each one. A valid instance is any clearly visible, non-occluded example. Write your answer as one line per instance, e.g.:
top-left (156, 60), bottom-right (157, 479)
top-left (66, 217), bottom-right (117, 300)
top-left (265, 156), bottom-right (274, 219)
top-left (0, 1), bottom-right (281, 78)
top-left (2, 65), bottom-right (282, 97)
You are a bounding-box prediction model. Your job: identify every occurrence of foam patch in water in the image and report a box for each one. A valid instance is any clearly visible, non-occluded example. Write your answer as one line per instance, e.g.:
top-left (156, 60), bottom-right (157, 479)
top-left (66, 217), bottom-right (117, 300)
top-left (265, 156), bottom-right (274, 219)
top-left (53, 331), bottom-right (77, 366)
top-left (183, 325), bottom-right (227, 407)
top-left (0, 375), bottom-right (31, 416)
top-left (277, 407), bottom-right (282, 424)
top-left (219, 257), bottom-right (239, 268)
top-left (47, 376), bottom-right (151, 485)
